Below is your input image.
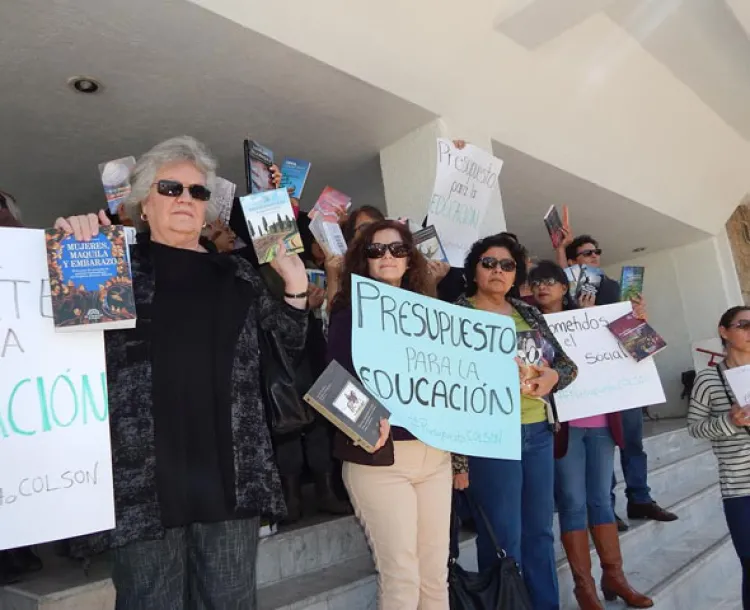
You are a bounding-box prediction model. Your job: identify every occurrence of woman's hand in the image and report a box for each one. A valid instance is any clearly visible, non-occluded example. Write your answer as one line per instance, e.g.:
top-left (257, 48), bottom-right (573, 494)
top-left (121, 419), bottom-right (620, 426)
top-left (632, 294), bottom-right (647, 320)
top-left (270, 164), bottom-right (282, 189)
top-left (308, 285), bottom-right (325, 309)
top-left (427, 260), bottom-right (450, 284)
top-left (371, 418), bottom-right (391, 452)
top-left (578, 292), bottom-right (596, 308)
top-left (54, 210), bottom-right (110, 241)
top-left (324, 254), bottom-right (344, 278)
top-left (453, 139), bottom-right (467, 150)
top-left (270, 240), bottom-right (308, 293)
top-left (521, 364), bottom-right (560, 398)
top-left (453, 473), bottom-right (469, 490)
top-left (730, 404), bottom-right (750, 427)
top-left (207, 220), bottom-right (236, 253)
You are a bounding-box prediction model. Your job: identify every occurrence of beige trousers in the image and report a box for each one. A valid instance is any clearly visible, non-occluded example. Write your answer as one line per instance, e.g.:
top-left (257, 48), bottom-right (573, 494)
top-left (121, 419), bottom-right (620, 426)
top-left (343, 440), bottom-right (453, 610)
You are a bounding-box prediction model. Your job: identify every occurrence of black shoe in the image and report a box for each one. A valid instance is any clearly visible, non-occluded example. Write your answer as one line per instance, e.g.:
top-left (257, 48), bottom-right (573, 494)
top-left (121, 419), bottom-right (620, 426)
top-left (314, 473), bottom-right (353, 516)
top-left (627, 501), bottom-right (678, 522)
top-left (0, 551), bottom-right (24, 586)
top-left (10, 547), bottom-right (43, 573)
top-left (280, 475), bottom-right (303, 525)
top-left (615, 514), bottom-right (630, 532)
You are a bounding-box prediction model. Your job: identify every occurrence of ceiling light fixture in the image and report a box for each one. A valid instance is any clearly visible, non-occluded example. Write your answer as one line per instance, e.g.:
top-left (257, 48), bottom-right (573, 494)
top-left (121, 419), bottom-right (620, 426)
top-left (68, 76), bottom-right (102, 94)
top-left (632, 247), bottom-right (647, 253)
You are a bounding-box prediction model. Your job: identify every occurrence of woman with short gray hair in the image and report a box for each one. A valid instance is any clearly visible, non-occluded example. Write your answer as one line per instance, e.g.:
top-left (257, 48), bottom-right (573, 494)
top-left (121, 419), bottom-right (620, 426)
top-left (56, 135), bottom-right (309, 609)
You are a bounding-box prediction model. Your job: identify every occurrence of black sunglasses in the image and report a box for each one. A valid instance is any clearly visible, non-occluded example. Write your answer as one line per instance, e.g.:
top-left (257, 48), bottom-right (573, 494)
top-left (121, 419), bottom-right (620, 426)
top-left (365, 242), bottom-right (410, 259)
top-left (577, 248), bottom-right (602, 258)
top-left (479, 256), bottom-right (517, 272)
top-left (530, 278), bottom-right (559, 289)
top-left (729, 320), bottom-right (750, 331)
top-left (153, 180), bottom-right (212, 202)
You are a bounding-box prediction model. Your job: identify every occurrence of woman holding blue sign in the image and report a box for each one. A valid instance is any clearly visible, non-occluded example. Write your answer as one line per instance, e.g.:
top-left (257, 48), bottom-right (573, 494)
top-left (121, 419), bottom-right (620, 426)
top-left (529, 261), bottom-right (652, 609)
top-left (455, 236), bottom-right (578, 610)
top-left (328, 219), bottom-right (465, 610)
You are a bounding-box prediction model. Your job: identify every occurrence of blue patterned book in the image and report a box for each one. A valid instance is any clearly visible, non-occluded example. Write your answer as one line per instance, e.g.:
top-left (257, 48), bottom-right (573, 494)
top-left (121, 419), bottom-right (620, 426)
top-left (280, 158), bottom-right (311, 199)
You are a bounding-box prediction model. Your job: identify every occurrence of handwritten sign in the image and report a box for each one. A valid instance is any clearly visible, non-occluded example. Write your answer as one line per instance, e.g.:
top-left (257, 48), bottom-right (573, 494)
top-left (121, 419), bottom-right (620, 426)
top-left (0, 228), bottom-right (114, 550)
top-left (350, 275), bottom-right (521, 459)
top-left (427, 139), bottom-right (503, 267)
top-left (545, 302), bottom-right (665, 422)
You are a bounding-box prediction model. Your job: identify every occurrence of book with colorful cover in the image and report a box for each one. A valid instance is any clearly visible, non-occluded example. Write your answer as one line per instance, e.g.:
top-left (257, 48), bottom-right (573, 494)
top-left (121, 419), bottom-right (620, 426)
top-left (279, 158), bottom-right (311, 199)
top-left (306, 269), bottom-right (327, 290)
top-left (607, 312), bottom-right (667, 362)
top-left (543, 205), bottom-right (565, 249)
top-left (309, 213), bottom-right (347, 256)
top-left (309, 186), bottom-right (351, 219)
top-left (239, 188), bottom-right (304, 264)
top-left (212, 177), bottom-right (237, 226)
top-left (413, 225), bottom-right (448, 263)
top-left (620, 266), bottom-right (645, 302)
top-left (564, 264), bottom-right (604, 303)
top-left (45, 226), bottom-right (136, 331)
top-left (98, 156), bottom-right (136, 214)
top-left (243, 140), bottom-right (274, 194)
top-left (304, 360), bottom-right (390, 453)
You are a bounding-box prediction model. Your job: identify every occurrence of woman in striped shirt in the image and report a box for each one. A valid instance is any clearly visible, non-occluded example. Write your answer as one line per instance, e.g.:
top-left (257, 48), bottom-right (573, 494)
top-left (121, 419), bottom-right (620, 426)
top-left (688, 305), bottom-right (750, 609)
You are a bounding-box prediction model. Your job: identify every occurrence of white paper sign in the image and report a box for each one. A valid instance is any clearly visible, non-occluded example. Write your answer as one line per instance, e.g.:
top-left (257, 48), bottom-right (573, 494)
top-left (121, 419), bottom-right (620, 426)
top-left (544, 302), bottom-right (665, 422)
top-left (724, 365), bottom-right (750, 406)
top-left (0, 228), bottom-right (115, 550)
top-left (427, 139), bottom-right (503, 267)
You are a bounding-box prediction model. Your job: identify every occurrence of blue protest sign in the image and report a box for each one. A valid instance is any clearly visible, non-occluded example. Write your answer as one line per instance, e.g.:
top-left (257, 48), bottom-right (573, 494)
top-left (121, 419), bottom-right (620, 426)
top-left (350, 275), bottom-right (521, 460)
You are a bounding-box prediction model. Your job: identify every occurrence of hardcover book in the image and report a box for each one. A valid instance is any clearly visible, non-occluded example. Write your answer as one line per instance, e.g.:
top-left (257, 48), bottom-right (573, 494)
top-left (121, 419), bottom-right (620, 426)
top-left (243, 139), bottom-right (274, 194)
top-left (620, 266), bottom-right (645, 302)
top-left (239, 188), bottom-right (304, 264)
top-left (98, 156), bottom-right (136, 215)
top-left (309, 186), bottom-right (351, 219)
top-left (279, 158), bottom-right (312, 199)
top-left (413, 225), bottom-right (448, 263)
top-left (45, 226), bottom-right (137, 331)
top-left (212, 177), bottom-right (237, 226)
top-left (304, 360), bottom-right (390, 453)
top-left (309, 213), bottom-right (347, 256)
top-left (543, 205), bottom-right (565, 249)
top-left (607, 312), bottom-right (667, 362)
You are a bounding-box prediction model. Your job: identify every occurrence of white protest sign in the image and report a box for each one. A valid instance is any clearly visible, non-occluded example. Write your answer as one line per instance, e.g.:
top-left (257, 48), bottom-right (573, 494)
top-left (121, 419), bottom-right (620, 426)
top-left (427, 139), bottom-right (503, 267)
top-left (0, 228), bottom-right (114, 550)
top-left (544, 302), bottom-right (665, 422)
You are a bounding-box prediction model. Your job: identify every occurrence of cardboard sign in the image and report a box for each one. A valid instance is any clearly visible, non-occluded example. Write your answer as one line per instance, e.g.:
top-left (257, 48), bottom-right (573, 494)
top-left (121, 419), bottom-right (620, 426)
top-left (427, 139), bottom-right (503, 267)
top-left (544, 302), bottom-right (666, 422)
top-left (350, 275), bottom-right (521, 459)
top-left (0, 228), bottom-right (115, 550)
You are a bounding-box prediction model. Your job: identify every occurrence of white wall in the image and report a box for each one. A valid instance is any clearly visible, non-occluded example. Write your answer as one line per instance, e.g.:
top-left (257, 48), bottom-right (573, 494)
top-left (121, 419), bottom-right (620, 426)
top-left (605, 228), bottom-right (743, 417)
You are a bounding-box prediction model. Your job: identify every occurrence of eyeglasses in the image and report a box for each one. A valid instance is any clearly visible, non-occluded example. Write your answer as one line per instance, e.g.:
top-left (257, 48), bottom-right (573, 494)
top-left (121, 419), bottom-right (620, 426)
top-left (365, 242), bottom-right (411, 259)
top-left (479, 257), bottom-right (517, 272)
top-left (577, 248), bottom-right (602, 258)
top-left (152, 180), bottom-right (212, 202)
top-left (530, 278), bottom-right (559, 289)
top-left (728, 320), bottom-right (750, 331)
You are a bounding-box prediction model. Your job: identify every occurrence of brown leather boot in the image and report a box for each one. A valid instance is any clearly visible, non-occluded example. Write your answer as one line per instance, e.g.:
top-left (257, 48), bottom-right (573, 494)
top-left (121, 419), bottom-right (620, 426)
top-left (561, 530), bottom-right (603, 610)
top-left (590, 524), bottom-right (653, 608)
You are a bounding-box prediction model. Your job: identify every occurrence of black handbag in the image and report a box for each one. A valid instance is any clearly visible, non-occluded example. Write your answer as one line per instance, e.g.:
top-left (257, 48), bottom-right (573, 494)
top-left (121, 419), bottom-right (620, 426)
top-left (258, 324), bottom-right (315, 437)
top-left (449, 492), bottom-right (533, 610)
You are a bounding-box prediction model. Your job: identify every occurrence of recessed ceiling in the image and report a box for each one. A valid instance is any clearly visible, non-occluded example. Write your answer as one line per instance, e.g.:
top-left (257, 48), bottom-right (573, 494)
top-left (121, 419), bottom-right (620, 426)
top-left (493, 139), bottom-right (711, 265)
top-left (0, 0), bottom-right (435, 227)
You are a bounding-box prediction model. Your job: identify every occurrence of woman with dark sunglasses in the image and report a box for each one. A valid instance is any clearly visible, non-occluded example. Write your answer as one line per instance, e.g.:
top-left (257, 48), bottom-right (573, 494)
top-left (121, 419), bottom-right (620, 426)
top-left (454, 238), bottom-right (578, 610)
top-left (689, 306), bottom-right (750, 609)
top-left (53, 136), bottom-right (308, 610)
top-left (529, 261), bottom-right (652, 610)
top-left (327, 219), bottom-right (465, 609)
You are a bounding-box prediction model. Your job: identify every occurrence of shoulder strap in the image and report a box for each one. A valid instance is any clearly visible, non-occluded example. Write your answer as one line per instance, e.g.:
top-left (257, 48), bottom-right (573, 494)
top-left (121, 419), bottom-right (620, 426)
top-left (461, 490), bottom-right (507, 559)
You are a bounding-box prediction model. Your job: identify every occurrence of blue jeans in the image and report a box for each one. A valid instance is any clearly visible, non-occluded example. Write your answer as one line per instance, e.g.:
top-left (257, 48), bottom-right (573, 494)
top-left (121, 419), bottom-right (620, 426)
top-left (556, 426), bottom-right (616, 532)
top-left (611, 407), bottom-right (652, 507)
top-left (468, 421), bottom-right (558, 610)
top-left (724, 496), bottom-right (750, 609)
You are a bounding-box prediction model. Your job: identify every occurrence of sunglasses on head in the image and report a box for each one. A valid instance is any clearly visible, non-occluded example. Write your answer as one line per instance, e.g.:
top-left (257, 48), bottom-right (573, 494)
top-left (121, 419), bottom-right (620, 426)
top-left (530, 277), bottom-right (559, 289)
top-left (577, 248), bottom-right (602, 258)
top-left (153, 180), bottom-right (212, 202)
top-left (365, 242), bottom-right (410, 259)
top-left (729, 320), bottom-right (750, 331)
top-left (479, 256), bottom-right (517, 272)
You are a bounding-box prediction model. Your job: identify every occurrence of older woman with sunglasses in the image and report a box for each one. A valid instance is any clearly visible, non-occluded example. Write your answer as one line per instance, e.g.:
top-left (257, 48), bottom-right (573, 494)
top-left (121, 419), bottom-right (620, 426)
top-left (689, 306), bottom-right (750, 610)
top-left (529, 261), bottom-right (651, 610)
top-left (54, 136), bottom-right (308, 610)
top-left (328, 219), bottom-right (465, 610)
top-left (455, 236), bottom-right (578, 610)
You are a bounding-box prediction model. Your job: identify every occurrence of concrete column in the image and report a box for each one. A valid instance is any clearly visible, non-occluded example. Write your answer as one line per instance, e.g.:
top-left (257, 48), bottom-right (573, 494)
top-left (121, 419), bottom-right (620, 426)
top-left (379, 117), bottom-right (507, 239)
